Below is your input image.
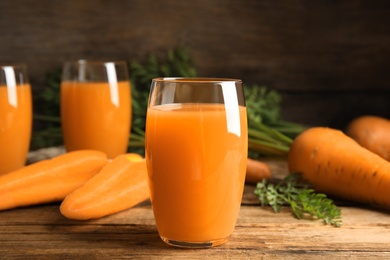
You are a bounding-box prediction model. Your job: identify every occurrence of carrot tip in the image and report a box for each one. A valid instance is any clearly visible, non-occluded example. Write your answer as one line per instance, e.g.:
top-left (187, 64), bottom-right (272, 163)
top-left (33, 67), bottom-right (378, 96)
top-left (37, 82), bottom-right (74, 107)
top-left (125, 153), bottom-right (144, 162)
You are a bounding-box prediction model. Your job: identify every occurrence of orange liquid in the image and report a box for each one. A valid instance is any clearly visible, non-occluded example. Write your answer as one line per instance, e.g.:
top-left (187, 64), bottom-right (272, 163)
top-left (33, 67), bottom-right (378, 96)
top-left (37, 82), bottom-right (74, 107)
top-left (61, 81), bottom-right (131, 159)
top-left (0, 84), bottom-right (32, 175)
top-left (145, 103), bottom-right (248, 242)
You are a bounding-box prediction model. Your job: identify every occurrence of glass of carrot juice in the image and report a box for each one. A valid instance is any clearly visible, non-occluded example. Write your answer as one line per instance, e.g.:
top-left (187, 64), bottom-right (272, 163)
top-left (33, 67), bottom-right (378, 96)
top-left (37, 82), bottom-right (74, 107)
top-left (145, 78), bottom-right (248, 248)
top-left (0, 64), bottom-right (32, 175)
top-left (60, 60), bottom-right (131, 159)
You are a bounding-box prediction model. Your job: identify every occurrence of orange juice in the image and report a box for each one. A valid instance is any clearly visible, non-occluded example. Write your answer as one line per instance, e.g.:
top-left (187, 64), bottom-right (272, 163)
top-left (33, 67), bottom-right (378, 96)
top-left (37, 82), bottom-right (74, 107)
top-left (0, 84), bottom-right (32, 175)
top-left (60, 81), bottom-right (131, 159)
top-left (145, 103), bottom-right (247, 243)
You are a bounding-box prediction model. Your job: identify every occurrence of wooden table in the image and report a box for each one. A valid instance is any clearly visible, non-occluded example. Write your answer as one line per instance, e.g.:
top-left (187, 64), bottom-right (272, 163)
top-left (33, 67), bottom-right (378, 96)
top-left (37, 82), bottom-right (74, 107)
top-left (1, 159), bottom-right (390, 259)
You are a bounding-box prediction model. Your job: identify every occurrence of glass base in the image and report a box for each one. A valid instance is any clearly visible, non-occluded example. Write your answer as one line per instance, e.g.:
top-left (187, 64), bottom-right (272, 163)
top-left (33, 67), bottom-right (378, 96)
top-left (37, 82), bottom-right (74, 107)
top-left (160, 236), bottom-right (230, 248)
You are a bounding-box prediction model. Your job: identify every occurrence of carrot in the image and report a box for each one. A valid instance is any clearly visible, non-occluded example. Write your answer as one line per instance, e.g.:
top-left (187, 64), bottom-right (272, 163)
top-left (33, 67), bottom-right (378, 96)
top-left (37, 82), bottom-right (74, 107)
top-left (245, 158), bottom-right (271, 184)
top-left (60, 153), bottom-right (149, 220)
top-left (288, 127), bottom-right (390, 208)
top-left (346, 115), bottom-right (390, 161)
top-left (0, 150), bottom-right (108, 211)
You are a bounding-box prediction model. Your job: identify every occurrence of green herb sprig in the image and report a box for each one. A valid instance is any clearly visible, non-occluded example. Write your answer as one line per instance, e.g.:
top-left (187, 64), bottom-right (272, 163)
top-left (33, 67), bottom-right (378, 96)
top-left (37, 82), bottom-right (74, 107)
top-left (130, 46), bottom-right (197, 90)
top-left (254, 173), bottom-right (342, 227)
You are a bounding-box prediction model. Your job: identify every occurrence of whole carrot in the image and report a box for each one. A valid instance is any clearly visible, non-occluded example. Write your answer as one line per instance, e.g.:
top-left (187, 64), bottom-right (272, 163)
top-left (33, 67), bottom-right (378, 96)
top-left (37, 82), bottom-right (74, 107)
top-left (245, 158), bottom-right (271, 184)
top-left (288, 127), bottom-right (390, 208)
top-left (346, 115), bottom-right (390, 161)
top-left (60, 153), bottom-right (149, 220)
top-left (0, 150), bottom-right (108, 211)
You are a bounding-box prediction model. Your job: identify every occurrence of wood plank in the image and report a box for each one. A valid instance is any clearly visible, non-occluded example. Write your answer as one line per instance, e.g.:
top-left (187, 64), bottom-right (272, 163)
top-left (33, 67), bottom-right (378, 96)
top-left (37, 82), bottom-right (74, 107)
top-left (0, 0), bottom-right (385, 92)
top-left (280, 91), bottom-right (390, 129)
top-left (1, 156), bottom-right (390, 258)
top-left (1, 203), bottom-right (390, 259)
top-left (1, 0), bottom-right (390, 128)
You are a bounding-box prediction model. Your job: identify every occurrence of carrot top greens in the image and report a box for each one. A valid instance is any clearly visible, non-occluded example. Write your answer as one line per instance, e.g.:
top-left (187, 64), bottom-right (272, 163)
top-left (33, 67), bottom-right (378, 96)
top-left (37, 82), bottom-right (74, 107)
top-left (254, 173), bottom-right (342, 227)
top-left (244, 86), bottom-right (307, 157)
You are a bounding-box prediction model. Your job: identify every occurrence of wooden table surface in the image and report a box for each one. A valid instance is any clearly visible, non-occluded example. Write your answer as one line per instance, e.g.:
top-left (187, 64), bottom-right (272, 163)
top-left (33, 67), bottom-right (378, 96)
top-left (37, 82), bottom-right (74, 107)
top-left (1, 159), bottom-right (390, 259)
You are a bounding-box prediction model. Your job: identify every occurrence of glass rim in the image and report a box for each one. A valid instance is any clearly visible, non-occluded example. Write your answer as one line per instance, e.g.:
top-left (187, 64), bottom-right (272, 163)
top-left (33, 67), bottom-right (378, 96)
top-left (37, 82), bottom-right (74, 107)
top-left (63, 59), bottom-right (128, 66)
top-left (152, 77), bottom-right (242, 84)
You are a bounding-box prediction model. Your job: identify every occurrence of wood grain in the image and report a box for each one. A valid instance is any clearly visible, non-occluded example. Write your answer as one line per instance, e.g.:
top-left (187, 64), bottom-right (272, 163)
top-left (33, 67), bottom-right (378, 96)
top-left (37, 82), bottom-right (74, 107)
top-left (1, 201), bottom-right (390, 259)
top-left (1, 159), bottom-right (390, 259)
top-left (0, 0), bottom-right (389, 127)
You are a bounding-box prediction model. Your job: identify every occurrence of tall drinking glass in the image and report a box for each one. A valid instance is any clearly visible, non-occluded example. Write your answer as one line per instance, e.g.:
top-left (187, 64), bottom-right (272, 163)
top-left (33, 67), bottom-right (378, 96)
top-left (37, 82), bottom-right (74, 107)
top-left (0, 64), bottom-right (32, 175)
top-left (145, 78), bottom-right (248, 248)
top-left (60, 60), bottom-right (131, 159)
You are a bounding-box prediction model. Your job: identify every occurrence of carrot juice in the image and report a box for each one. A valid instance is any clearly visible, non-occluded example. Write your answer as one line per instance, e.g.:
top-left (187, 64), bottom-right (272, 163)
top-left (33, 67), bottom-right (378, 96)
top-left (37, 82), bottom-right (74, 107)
top-left (0, 84), bottom-right (32, 175)
top-left (60, 81), bottom-right (131, 159)
top-left (145, 103), bottom-right (248, 244)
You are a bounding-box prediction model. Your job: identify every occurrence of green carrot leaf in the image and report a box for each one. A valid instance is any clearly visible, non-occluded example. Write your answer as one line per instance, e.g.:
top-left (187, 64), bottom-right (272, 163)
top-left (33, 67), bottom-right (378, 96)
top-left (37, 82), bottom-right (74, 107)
top-left (254, 173), bottom-right (342, 227)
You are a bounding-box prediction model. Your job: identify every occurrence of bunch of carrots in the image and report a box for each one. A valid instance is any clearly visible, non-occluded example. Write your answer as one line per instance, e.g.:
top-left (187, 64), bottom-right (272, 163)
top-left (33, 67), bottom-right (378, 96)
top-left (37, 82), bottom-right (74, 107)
top-left (288, 115), bottom-right (390, 209)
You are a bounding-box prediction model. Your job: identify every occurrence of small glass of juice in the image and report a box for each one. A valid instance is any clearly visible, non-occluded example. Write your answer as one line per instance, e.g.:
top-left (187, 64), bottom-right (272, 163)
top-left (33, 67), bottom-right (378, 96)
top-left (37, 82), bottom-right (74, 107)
top-left (0, 64), bottom-right (32, 175)
top-left (60, 60), bottom-right (132, 159)
top-left (145, 78), bottom-right (248, 248)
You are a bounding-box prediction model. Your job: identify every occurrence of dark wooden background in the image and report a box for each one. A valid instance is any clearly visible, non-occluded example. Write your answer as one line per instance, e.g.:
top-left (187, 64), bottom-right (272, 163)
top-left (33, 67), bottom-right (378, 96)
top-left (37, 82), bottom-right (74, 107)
top-left (1, 0), bottom-right (389, 129)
